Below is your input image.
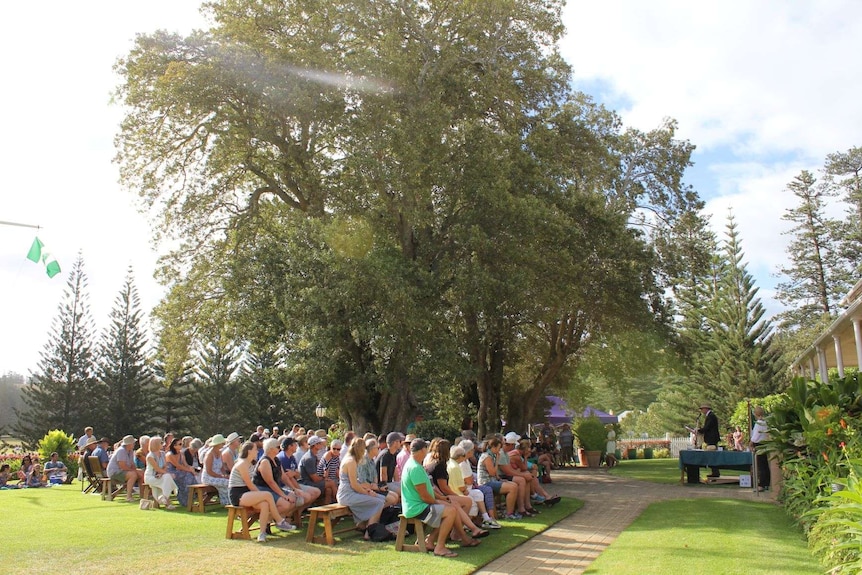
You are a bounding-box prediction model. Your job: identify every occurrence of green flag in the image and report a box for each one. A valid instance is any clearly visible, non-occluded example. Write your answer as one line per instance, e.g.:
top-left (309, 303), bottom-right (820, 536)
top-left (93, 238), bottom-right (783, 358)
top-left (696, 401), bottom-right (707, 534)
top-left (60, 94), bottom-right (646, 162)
top-left (26, 237), bottom-right (61, 278)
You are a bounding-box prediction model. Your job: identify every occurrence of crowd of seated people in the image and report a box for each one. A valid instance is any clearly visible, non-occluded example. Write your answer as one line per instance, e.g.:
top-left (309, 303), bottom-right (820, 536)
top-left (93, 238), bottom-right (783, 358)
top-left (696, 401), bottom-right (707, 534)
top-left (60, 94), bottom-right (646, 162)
top-left (4, 420), bottom-right (565, 551)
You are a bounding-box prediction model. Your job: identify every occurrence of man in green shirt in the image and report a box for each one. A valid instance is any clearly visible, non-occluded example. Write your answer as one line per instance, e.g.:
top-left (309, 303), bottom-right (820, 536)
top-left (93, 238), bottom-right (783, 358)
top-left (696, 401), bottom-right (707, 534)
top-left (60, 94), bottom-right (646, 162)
top-left (401, 438), bottom-right (461, 558)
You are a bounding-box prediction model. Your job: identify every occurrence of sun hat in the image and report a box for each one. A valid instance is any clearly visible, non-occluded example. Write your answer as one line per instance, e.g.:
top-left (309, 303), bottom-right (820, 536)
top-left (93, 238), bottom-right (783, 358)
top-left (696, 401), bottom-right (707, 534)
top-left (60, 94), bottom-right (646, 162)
top-left (99, 437), bottom-right (111, 444)
top-left (85, 436), bottom-right (98, 447)
top-left (121, 435), bottom-right (135, 446)
top-left (699, 403), bottom-right (711, 409)
top-left (308, 436), bottom-right (326, 447)
top-left (504, 432), bottom-right (521, 444)
top-left (225, 432), bottom-right (241, 444)
top-left (210, 434), bottom-right (227, 446)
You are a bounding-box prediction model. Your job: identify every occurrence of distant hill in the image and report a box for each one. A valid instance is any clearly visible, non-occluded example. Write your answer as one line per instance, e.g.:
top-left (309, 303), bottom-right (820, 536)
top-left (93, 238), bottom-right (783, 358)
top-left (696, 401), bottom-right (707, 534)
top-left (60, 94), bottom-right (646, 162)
top-left (0, 372), bottom-right (26, 433)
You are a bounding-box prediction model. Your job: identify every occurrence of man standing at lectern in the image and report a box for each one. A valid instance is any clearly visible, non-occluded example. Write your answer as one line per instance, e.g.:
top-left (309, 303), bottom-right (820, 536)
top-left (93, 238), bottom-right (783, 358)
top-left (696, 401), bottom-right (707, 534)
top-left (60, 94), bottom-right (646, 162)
top-left (697, 403), bottom-right (721, 478)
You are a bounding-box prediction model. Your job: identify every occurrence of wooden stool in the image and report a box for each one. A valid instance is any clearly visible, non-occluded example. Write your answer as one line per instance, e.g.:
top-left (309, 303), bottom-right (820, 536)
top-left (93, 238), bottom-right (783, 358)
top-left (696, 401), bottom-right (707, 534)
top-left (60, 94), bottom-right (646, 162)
top-left (394, 514), bottom-right (426, 552)
top-left (188, 484), bottom-right (220, 512)
top-left (100, 478), bottom-right (116, 501)
top-left (305, 503), bottom-right (354, 545)
top-left (225, 505), bottom-right (260, 540)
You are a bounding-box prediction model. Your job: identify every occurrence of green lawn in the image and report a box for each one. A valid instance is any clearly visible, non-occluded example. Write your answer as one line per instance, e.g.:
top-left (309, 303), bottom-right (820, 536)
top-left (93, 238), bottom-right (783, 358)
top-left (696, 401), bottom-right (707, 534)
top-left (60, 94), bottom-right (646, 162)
top-left (610, 457), bottom-right (748, 485)
top-left (584, 498), bottom-right (821, 575)
top-left (0, 484), bottom-right (581, 575)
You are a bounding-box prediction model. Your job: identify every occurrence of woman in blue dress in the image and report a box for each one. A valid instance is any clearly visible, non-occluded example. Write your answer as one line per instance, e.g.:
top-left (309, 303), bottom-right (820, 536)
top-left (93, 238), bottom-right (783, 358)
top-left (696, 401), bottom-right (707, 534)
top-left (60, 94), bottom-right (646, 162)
top-left (336, 437), bottom-right (387, 534)
top-left (165, 437), bottom-right (197, 507)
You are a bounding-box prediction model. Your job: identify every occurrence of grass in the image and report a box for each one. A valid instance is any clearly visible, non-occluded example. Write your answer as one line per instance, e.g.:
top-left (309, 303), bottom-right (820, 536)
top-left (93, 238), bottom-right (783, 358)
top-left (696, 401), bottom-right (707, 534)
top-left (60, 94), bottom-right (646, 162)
top-left (610, 457), bottom-right (748, 486)
top-left (0, 484), bottom-right (581, 574)
top-left (584, 498), bottom-right (821, 575)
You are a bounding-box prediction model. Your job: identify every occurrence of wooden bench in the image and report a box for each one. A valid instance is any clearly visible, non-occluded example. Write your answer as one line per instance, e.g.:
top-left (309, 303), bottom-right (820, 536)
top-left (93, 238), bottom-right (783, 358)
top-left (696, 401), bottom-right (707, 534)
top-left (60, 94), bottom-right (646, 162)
top-left (225, 505), bottom-right (260, 540)
top-left (100, 478), bottom-right (125, 501)
top-left (305, 503), bottom-right (355, 545)
top-left (394, 514), bottom-right (426, 552)
top-left (188, 484), bottom-right (220, 512)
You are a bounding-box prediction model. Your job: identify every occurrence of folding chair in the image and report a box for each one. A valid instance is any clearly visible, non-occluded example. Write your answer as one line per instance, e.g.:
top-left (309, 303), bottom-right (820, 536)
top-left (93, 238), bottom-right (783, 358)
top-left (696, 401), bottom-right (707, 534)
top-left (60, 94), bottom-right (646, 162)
top-left (81, 455), bottom-right (101, 494)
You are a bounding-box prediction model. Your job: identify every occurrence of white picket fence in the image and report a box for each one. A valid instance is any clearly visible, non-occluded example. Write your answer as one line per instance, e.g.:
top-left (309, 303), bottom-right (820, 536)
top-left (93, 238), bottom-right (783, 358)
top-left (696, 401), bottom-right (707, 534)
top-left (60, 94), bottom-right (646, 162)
top-left (669, 436), bottom-right (690, 457)
top-left (617, 435), bottom-right (691, 457)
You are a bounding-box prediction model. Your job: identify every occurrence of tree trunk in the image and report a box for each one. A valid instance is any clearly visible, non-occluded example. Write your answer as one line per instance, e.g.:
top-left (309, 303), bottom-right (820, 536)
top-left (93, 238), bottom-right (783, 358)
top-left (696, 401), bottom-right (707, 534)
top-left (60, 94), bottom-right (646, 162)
top-left (472, 333), bottom-right (505, 438)
top-left (506, 312), bottom-right (586, 432)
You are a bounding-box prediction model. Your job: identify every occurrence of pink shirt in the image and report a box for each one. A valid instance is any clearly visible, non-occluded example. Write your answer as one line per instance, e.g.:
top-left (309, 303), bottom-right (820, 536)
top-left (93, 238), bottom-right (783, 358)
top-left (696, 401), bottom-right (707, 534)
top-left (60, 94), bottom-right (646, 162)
top-left (395, 448), bottom-right (411, 478)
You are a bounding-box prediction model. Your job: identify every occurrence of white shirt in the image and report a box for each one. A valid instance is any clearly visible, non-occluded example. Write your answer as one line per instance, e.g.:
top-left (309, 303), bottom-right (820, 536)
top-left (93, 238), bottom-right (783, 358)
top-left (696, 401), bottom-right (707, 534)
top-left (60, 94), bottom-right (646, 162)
top-left (750, 419), bottom-right (770, 444)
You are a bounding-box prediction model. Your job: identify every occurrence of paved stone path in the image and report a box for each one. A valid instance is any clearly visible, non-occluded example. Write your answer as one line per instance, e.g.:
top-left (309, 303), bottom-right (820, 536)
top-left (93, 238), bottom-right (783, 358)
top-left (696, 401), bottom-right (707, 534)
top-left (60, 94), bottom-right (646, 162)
top-left (474, 466), bottom-right (773, 575)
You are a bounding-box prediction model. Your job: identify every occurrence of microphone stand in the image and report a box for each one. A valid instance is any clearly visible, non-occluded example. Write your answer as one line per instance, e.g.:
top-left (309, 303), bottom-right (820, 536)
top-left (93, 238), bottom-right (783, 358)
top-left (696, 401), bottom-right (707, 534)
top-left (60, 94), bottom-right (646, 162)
top-left (685, 414), bottom-right (703, 449)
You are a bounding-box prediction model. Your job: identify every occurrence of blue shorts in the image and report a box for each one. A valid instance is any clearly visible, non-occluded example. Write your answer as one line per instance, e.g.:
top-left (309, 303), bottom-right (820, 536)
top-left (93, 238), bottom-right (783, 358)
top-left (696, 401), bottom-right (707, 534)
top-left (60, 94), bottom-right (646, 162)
top-left (485, 480), bottom-right (503, 493)
top-left (259, 485), bottom-right (283, 503)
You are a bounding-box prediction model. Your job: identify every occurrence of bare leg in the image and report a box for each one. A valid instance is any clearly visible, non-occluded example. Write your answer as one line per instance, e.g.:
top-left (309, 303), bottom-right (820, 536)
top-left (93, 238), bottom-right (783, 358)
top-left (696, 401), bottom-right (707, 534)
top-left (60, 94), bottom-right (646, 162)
top-left (435, 506), bottom-right (459, 556)
top-left (502, 482), bottom-right (517, 515)
top-left (324, 480), bottom-right (337, 504)
top-left (530, 475), bottom-right (550, 498)
top-left (512, 475), bottom-right (528, 513)
top-left (240, 490), bottom-right (284, 524)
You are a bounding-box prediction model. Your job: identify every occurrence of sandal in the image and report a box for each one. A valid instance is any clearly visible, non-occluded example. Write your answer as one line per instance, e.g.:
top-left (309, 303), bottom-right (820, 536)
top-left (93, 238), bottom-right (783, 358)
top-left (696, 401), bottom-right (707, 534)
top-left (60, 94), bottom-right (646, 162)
top-left (471, 529), bottom-right (490, 538)
top-left (433, 549), bottom-right (459, 558)
top-left (461, 538), bottom-right (481, 547)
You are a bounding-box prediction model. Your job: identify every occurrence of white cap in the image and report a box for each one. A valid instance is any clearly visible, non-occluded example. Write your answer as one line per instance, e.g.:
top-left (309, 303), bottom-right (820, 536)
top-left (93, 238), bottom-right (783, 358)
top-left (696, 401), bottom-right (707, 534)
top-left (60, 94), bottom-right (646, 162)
top-left (504, 432), bottom-right (521, 444)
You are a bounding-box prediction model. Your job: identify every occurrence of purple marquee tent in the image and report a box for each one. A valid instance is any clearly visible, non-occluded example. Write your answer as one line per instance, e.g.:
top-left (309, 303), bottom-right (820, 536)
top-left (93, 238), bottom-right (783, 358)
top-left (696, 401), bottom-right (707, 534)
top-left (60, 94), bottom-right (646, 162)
top-left (542, 396), bottom-right (619, 425)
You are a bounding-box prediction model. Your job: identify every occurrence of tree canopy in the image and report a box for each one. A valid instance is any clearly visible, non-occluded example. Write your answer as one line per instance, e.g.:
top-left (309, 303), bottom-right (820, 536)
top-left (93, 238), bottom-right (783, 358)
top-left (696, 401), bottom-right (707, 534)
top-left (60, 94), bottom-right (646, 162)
top-left (115, 0), bottom-right (705, 434)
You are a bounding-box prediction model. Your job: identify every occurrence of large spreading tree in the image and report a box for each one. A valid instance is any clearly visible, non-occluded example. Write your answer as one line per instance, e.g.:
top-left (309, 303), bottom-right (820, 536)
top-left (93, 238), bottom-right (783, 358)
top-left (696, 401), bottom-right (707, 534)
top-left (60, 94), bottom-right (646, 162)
top-left (115, 0), bottom-right (703, 434)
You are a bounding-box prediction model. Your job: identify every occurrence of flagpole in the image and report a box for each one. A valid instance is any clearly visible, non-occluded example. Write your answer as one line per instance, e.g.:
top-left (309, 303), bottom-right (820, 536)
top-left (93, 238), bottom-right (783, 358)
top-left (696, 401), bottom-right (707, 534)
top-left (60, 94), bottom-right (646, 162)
top-left (0, 220), bottom-right (41, 229)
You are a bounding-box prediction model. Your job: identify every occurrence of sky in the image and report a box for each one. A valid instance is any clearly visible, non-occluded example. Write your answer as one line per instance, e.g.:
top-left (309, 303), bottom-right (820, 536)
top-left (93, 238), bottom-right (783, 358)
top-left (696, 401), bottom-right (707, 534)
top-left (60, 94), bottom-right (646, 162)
top-left (1, 1), bottom-right (861, 376)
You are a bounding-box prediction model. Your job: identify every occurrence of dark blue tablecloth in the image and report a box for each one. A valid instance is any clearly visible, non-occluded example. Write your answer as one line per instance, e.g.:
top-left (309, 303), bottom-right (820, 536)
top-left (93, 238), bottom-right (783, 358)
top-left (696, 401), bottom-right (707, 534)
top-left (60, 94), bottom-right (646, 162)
top-left (678, 449), bottom-right (752, 470)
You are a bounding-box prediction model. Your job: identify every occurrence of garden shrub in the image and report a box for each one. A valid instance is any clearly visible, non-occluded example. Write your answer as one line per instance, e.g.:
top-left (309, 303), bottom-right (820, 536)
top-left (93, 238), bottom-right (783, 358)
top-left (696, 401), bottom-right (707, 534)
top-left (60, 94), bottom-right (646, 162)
top-left (37, 429), bottom-right (77, 479)
top-left (763, 374), bottom-right (862, 574)
top-left (652, 447), bottom-right (670, 458)
top-left (575, 416), bottom-right (607, 452)
top-left (806, 454), bottom-right (862, 574)
top-left (413, 419), bottom-right (461, 442)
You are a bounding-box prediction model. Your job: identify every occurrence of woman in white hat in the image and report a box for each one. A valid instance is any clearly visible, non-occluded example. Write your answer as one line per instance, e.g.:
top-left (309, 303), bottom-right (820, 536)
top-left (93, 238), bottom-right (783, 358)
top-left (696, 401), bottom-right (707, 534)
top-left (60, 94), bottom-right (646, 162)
top-left (201, 434), bottom-right (231, 505)
top-left (221, 432), bottom-right (243, 472)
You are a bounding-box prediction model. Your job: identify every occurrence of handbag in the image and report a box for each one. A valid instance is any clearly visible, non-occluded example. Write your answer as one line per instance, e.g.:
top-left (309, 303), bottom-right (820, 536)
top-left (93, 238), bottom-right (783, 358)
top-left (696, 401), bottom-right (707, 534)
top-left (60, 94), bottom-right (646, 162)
top-left (139, 499), bottom-right (153, 510)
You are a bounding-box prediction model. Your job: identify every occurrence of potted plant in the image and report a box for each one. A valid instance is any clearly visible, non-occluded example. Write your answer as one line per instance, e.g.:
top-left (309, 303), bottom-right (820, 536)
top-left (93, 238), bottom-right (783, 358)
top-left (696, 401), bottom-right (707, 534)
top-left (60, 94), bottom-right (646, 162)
top-left (575, 416), bottom-right (607, 468)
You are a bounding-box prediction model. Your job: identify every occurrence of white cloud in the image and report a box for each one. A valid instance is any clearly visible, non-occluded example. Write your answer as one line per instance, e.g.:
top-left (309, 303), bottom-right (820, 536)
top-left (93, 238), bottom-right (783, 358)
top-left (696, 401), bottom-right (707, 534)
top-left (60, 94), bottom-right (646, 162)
top-left (703, 161), bottom-right (800, 277)
top-left (561, 0), bottom-right (862, 158)
top-left (561, 0), bottom-right (862, 325)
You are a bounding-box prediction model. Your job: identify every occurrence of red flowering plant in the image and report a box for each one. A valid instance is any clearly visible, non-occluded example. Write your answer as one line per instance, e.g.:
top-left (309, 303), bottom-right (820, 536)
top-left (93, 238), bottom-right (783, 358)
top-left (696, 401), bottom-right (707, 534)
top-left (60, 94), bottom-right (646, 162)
top-left (0, 452), bottom-right (41, 475)
top-left (767, 374), bottom-right (862, 544)
top-left (804, 418), bottom-right (862, 574)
